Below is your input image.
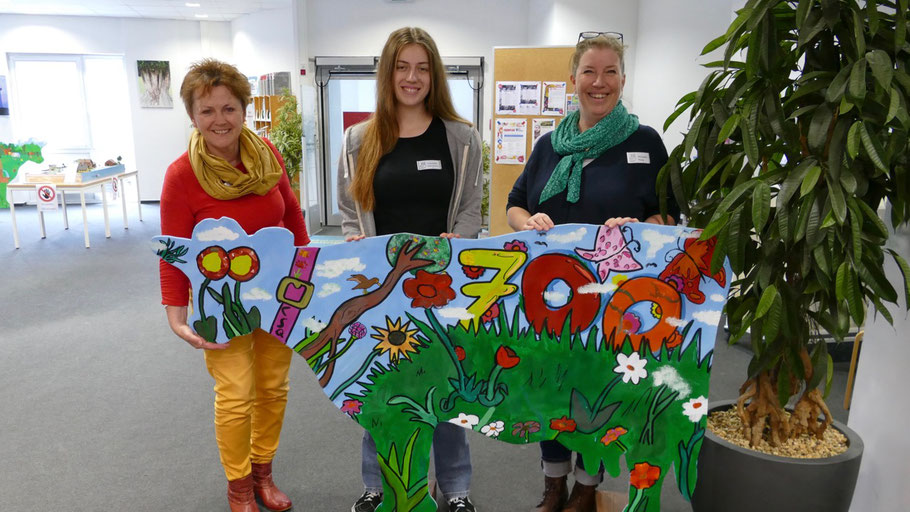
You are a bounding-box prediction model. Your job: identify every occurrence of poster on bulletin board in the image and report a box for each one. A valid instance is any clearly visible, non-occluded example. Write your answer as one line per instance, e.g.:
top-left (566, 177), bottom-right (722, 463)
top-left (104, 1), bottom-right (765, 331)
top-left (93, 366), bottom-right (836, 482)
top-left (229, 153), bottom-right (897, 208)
top-left (494, 118), bottom-right (527, 164)
top-left (542, 81), bottom-right (567, 116)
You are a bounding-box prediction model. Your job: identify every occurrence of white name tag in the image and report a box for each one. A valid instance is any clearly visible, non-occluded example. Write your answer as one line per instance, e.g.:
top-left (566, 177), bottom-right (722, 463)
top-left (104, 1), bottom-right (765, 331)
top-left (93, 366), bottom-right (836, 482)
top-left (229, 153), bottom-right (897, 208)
top-left (417, 160), bottom-right (443, 171)
top-left (627, 152), bottom-right (651, 164)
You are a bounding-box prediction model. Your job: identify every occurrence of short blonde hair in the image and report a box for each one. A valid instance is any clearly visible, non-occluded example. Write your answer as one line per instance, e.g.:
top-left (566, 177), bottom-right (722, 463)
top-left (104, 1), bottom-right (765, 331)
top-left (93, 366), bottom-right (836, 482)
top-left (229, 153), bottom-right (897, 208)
top-left (180, 58), bottom-right (251, 117)
top-left (571, 35), bottom-right (626, 75)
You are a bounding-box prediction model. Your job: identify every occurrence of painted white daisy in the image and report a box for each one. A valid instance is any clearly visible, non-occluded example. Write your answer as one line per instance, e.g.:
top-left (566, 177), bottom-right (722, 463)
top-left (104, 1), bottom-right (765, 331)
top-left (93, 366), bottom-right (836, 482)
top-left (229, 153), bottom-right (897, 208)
top-left (448, 413), bottom-right (480, 429)
top-left (481, 420), bottom-right (505, 438)
top-left (613, 352), bottom-right (648, 384)
top-left (682, 396), bottom-right (709, 423)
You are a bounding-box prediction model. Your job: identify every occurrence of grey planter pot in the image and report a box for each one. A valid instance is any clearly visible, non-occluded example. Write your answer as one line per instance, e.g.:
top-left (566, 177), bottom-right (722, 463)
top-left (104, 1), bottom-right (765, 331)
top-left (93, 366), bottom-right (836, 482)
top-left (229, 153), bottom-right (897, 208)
top-left (691, 399), bottom-right (863, 512)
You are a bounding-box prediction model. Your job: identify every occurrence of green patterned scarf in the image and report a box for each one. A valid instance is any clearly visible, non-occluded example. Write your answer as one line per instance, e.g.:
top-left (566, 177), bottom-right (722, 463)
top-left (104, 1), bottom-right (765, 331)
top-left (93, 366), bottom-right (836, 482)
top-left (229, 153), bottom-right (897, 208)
top-left (539, 101), bottom-right (639, 204)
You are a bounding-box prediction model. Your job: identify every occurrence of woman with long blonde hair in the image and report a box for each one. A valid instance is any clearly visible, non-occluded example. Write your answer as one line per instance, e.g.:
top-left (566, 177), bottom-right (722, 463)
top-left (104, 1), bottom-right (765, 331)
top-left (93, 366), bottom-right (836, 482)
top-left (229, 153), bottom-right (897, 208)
top-left (337, 27), bottom-right (482, 512)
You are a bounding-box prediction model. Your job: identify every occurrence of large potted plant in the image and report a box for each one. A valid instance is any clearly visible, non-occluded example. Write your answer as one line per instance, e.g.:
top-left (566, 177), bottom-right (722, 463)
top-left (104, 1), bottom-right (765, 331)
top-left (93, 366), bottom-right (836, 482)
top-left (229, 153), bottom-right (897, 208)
top-left (270, 88), bottom-right (303, 196)
top-left (661, 0), bottom-right (910, 509)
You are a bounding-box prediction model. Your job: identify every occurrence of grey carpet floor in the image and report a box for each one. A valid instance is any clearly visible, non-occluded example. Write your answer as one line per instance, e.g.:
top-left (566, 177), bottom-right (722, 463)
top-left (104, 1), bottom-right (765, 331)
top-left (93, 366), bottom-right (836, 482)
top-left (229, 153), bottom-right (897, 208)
top-left (0, 203), bottom-right (850, 511)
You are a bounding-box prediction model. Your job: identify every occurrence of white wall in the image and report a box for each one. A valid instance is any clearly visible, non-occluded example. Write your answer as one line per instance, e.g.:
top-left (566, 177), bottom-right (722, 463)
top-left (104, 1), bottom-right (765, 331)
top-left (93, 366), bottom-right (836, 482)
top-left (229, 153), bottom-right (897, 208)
top-left (231, 5), bottom-right (297, 90)
top-left (305, 0), bottom-right (529, 135)
top-left (524, 0), bottom-right (640, 109)
top-left (0, 14), bottom-right (232, 200)
top-left (848, 219), bottom-right (910, 512)
top-left (633, 0), bottom-right (741, 149)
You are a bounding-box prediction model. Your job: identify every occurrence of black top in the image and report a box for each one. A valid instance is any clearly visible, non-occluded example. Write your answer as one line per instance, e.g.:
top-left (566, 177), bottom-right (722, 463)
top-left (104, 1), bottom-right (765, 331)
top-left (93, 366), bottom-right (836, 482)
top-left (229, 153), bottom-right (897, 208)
top-left (507, 125), bottom-right (679, 225)
top-left (373, 117), bottom-right (454, 236)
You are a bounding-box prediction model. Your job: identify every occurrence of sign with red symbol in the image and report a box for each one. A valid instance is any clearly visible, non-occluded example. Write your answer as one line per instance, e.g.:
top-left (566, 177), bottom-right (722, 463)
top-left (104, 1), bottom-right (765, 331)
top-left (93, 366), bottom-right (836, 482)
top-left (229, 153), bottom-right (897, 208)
top-left (36, 184), bottom-right (58, 212)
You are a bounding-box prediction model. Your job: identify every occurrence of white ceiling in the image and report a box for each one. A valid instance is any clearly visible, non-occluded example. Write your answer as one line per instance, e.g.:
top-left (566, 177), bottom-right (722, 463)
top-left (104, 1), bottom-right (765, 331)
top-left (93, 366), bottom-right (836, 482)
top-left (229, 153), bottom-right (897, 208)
top-left (0, 0), bottom-right (291, 22)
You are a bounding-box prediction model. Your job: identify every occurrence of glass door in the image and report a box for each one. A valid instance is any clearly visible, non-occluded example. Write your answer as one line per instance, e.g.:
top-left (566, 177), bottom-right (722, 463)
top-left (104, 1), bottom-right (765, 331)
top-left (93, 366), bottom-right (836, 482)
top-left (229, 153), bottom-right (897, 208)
top-left (314, 56), bottom-right (484, 228)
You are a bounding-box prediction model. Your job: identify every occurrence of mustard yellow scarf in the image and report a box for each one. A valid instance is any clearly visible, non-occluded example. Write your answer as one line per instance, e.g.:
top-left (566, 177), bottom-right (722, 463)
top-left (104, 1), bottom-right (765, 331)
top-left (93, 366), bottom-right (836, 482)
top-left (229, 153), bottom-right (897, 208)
top-left (189, 126), bottom-right (283, 200)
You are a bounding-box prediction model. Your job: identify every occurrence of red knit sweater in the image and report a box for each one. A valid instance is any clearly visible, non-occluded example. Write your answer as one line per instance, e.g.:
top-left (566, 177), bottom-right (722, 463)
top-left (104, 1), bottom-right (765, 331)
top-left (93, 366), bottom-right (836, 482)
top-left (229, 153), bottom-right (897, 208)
top-left (159, 140), bottom-right (309, 306)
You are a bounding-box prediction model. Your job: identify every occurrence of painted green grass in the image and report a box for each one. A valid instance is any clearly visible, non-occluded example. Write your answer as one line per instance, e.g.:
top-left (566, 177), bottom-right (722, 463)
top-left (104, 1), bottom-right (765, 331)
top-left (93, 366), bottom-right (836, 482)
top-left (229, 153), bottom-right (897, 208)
top-left (344, 302), bottom-right (711, 512)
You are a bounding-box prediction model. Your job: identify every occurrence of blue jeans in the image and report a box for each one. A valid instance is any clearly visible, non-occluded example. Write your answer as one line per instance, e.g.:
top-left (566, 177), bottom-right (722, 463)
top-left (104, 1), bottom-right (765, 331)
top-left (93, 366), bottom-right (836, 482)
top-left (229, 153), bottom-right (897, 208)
top-left (540, 440), bottom-right (603, 486)
top-left (362, 422), bottom-right (472, 500)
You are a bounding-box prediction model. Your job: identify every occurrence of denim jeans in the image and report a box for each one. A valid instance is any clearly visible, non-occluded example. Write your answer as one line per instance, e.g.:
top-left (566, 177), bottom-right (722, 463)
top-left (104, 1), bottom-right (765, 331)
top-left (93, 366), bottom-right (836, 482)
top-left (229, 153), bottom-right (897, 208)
top-left (539, 440), bottom-right (603, 486)
top-left (362, 422), bottom-right (472, 500)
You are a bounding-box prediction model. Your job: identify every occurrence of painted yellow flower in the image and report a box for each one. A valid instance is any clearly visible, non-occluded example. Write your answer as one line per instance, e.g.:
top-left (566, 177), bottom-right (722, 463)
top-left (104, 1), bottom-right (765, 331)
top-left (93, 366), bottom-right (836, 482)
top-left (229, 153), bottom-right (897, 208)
top-left (371, 317), bottom-right (421, 364)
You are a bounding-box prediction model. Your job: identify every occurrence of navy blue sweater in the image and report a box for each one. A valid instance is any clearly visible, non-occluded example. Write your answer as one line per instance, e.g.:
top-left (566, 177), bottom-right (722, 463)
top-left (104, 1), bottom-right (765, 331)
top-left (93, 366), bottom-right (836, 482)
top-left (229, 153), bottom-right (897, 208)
top-left (507, 125), bottom-right (679, 225)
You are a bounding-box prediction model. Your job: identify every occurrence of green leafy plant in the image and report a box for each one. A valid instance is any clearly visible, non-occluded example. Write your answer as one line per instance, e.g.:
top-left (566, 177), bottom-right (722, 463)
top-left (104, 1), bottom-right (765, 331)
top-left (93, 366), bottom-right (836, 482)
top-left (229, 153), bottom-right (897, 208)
top-left (270, 88), bottom-right (303, 182)
top-left (480, 141), bottom-right (492, 227)
top-left (661, 0), bottom-right (910, 447)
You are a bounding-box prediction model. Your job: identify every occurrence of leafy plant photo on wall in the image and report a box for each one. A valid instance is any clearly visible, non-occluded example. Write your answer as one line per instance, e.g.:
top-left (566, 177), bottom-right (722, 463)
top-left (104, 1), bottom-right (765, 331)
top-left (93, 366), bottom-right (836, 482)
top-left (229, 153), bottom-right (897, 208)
top-left (137, 60), bottom-right (173, 108)
top-left (0, 75), bottom-right (10, 115)
top-left (661, 0), bottom-right (910, 454)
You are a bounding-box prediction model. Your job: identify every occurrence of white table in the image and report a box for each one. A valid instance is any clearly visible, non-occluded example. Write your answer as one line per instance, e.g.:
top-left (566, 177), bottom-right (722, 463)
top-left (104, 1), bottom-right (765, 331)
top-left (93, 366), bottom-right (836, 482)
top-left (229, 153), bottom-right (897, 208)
top-left (7, 170), bottom-right (142, 249)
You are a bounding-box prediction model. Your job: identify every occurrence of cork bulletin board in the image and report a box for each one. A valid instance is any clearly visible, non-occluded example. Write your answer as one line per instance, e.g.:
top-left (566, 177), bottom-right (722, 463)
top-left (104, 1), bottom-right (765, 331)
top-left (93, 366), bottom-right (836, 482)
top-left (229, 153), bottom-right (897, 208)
top-left (490, 46), bottom-right (575, 236)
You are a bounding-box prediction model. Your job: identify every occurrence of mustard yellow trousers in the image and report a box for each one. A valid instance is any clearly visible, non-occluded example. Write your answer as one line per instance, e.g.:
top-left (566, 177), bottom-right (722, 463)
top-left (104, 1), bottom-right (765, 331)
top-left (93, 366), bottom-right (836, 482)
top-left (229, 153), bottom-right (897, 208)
top-left (203, 328), bottom-right (292, 481)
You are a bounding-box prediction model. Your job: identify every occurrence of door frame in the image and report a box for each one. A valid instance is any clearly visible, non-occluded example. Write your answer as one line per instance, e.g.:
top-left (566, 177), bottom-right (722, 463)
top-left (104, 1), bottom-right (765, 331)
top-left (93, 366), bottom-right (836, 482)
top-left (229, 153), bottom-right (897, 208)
top-left (313, 55), bottom-right (484, 228)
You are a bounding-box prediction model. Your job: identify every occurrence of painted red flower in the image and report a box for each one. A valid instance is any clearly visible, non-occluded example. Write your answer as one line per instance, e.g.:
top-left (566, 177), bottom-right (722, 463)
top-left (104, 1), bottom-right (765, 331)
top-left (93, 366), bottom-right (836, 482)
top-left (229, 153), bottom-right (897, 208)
top-left (455, 346), bottom-right (466, 361)
top-left (550, 416), bottom-right (577, 433)
top-left (504, 240), bottom-right (528, 253)
top-left (340, 399), bottom-right (363, 416)
top-left (482, 303), bottom-right (500, 323)
top-left (227, 246), bottom-right (260, 282)
top-left (462, 265), bottom-right (485, 279)
top-left (197, 246), bottom-right (230, 280)
top-left (495, 345), bottom-right (520, 369)
top-left (402, 270), bottom-right (456, 308)
top-left (601, 426), bottom-right (628, 446)
top-left (630, 462), bottom-right (661, 490)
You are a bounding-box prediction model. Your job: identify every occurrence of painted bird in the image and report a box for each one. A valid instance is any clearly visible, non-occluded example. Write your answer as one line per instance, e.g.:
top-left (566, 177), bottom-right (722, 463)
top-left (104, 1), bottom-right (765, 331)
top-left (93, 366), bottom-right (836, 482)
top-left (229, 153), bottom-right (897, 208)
top-left (348, 274), bottom-right (380, 294)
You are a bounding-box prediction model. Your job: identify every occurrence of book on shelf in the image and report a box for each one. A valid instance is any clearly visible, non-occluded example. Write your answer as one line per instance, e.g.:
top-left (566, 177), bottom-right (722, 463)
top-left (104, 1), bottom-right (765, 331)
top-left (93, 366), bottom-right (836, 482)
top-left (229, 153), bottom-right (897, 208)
top-left (257, 72), bottom-right (291, 96)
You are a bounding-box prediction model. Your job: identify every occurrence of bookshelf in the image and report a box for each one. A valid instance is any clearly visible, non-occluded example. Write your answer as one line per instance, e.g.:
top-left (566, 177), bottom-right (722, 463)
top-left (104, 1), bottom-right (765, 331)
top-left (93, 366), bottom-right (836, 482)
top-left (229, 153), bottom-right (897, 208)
top-left (248, 95), bottom-right (287, 138)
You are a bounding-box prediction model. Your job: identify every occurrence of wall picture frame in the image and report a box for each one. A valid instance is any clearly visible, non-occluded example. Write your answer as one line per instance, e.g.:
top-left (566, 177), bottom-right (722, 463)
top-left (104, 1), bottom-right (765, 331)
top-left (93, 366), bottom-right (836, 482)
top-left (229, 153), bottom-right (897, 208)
top-left (137, 60), bottom-right (173, 108)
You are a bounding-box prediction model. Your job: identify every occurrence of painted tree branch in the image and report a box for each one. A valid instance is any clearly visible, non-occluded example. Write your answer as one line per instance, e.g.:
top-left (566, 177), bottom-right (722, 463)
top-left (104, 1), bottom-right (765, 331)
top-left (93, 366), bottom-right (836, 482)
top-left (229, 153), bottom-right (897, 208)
top-left (300, 241), bottom-right (432, 387)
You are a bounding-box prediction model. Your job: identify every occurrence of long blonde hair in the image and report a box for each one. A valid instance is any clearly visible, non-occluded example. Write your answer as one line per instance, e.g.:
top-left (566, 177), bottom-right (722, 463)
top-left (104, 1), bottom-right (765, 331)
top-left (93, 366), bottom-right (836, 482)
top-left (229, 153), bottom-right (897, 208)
top-left (350, 27), bottom-right (471, 211)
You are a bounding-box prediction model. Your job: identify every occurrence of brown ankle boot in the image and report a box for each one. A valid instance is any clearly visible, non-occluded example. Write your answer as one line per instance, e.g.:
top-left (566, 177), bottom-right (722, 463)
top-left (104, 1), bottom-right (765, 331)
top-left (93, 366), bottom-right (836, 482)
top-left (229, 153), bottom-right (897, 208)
top-left (562, 481), bottom-right (597, 512)
top-left (251, 461), bottom-right (293, 511)
top-left (227, 474), bottom-right (257, 512)
top-left (533, 475), bottom-right (568, 512)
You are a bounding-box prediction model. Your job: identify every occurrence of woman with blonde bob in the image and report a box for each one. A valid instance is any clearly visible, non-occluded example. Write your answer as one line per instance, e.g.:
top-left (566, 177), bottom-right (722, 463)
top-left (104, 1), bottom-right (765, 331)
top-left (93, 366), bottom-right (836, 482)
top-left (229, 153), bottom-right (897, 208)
top-left (160, 58), bottom-right (308, 512)
top-left (337, 27), bottom-right (482, 512)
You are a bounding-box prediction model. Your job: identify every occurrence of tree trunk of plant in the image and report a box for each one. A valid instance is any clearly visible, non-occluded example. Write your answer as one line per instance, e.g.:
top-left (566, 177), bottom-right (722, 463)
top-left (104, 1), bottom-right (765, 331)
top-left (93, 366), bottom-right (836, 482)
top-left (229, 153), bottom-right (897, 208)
top-left (789, 348), bottom-right (832, 440)
top-left (736, 347), bottom-right (832, 447)
top-left (737, 370), bottom-right (790, 447)
top-left (291, 171), bottom-right (301, 201)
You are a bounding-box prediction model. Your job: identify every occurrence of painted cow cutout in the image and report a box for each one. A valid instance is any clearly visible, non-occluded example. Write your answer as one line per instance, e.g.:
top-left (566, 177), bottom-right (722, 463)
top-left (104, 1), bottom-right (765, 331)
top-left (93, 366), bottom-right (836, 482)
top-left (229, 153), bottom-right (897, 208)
top-left (1, 141), bottom-right (44, 209)
top-left (154, 219), bottom-right (732, 512)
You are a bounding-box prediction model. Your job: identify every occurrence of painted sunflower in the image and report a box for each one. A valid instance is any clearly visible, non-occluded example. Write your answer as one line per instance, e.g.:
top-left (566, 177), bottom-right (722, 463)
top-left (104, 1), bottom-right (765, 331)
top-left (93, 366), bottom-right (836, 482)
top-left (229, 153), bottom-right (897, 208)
top-left (371, 317), bottom-right (421, 364)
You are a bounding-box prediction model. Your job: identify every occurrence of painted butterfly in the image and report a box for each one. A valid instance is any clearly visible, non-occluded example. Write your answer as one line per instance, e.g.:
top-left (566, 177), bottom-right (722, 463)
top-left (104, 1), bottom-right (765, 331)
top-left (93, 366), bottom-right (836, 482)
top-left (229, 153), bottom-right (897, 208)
top-left (658, 235), bottom-right (726, 304)
top-left (574, 225), bottom-right (642, 282)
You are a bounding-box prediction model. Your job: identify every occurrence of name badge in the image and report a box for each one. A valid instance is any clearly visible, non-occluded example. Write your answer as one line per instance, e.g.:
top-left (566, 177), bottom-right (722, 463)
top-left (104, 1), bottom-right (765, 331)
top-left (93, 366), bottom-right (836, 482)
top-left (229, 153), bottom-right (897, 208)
top-left (627, 152), bottom-right (651, 164)
top-left (417, 160), bottom-right (443, 171)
